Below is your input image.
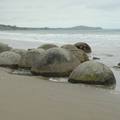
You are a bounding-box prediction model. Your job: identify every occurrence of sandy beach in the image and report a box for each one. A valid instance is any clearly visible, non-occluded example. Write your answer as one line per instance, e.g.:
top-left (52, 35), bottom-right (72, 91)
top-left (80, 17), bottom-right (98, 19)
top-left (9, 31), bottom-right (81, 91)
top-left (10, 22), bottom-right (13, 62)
top-left (0, 67), bottom-right (120, 120)
top-left (1, 0), bottom-right (120, 119)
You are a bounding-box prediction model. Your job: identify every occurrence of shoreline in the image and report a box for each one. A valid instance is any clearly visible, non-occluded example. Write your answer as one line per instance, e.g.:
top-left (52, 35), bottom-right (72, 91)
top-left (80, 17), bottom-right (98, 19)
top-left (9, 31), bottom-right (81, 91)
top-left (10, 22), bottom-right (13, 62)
top-left (0, 36), bottom-right (120, 90)
top-left (0, 31), bottom-right (120, 119)
top-left (0, 67), bottom-right (120, 120)
top-left (0, 37), bottom-right (120, 91)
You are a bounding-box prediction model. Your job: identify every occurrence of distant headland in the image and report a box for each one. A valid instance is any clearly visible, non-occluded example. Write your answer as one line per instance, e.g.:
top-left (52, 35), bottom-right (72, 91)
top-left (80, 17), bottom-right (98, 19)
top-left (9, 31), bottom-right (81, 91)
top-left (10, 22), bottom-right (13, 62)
top-left (0, 24), bottom-right (103, 31)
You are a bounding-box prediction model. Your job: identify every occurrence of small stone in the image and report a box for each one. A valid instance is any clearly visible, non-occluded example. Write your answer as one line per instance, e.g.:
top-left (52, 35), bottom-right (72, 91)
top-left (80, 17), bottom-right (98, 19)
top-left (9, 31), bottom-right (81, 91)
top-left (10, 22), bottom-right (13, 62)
top-left (93, 57), bottom-right (100, 60)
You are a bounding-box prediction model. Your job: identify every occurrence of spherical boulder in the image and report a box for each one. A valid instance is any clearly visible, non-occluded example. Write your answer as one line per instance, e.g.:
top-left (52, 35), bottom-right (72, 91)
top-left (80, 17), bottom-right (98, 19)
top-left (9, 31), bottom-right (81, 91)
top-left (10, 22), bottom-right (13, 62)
top-left (10, 48), bottom-right (27, 56)
top-left (0, 51), bottom-right (21, 68)
top-left (68, 61), bottom-right (116, 86)
top-left (31, 48), bottom-right (80, 77)
top-left (0, 42), bottom-right (12, 53)
top-left (75, 42), bottom-right (91, 53)
top-left (38, 43), bottom-right (58, 50)
top-left (19, 48), bottom-right (45, 68)
top-left (61, 44), bottom-right (89, 63)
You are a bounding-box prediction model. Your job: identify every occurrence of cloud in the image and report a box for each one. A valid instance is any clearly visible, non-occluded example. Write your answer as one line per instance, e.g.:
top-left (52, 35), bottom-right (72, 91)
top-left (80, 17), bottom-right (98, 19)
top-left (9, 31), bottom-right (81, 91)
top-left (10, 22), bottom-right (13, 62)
top-left (0, 0), bottom-right (120, 28)
top-left (86, 0), bottom-right (120, 10)
top-left (63, 0), bottom-right (120, 11)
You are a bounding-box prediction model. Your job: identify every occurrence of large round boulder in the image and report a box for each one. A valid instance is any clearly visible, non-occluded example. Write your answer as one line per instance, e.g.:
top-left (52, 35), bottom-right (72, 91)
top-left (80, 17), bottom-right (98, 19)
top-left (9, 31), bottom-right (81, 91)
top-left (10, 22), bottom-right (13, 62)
top-left (31, 48), bottom-right (80, 77)
top-left (38, 43), bottom-right (58, 50)
top-left (0, 51), bottom-right (21, 68)
top-left (19, 49), bottom-right (45, 68)
top-left (75, 42), bottom-right (91, 53)
top-left (68, 61), bottom-right (116, 86)
top-left (0, 42), bottom-right (12, 53)
top-left (61, 44), bottom-right (89, 63)
top-left (10, 48), bottom-right (27, 56)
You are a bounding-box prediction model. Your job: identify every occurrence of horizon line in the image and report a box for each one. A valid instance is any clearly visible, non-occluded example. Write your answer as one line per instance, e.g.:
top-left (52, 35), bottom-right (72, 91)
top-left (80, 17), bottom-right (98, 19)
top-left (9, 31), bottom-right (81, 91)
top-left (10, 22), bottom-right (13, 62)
top-left (0, 24), bottom-right (120, 30)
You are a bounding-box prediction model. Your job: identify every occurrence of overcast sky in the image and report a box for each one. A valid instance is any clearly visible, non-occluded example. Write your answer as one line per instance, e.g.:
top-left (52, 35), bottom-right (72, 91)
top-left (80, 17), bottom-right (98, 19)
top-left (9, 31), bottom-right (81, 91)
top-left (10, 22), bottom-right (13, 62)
top-left (0, 0), bottom-right (120, 28)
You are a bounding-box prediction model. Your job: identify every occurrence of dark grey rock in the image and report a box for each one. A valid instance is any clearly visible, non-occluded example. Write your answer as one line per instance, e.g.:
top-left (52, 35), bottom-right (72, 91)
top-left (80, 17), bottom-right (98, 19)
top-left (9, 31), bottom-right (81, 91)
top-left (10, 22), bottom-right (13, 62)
top-left (19, 48), bottom-right (45, 68)
top-left (38, 43), bottom-right (58, 50)
top-left (31, 48), bottom-right (80, 77)
top-left (61, 44), bottom-right (89, 63)
top-left (10, 48), bottom-right (27, 56)
top-left (75, 42), bottom-right (91, 53)
top-left (93, 57), bottom-right (100, 60)
top-left (0, 51), bottom-right (21, 68)
top-left (0, 42), bottom-right (12, 53)
top-left (68, 61), bottom-right (116, 86)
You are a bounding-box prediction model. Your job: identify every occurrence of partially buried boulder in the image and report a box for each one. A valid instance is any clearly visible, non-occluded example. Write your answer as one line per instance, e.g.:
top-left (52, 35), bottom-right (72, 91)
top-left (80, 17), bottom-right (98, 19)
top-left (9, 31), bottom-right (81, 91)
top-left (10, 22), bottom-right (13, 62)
top-left (19, 48), bottom-right (45, 68)
top-left (75, 42), bottom-right (91, 53)
top-left (0, 51), bottom-right (21, 68)
top-left (0, 42), bottom-right (12, 53)
top-left (61, 44), bottom-right (89, 63)
top-left (68, 61), bottom-right (116, 86)
top-left (38, 43), bottom-right (58, 50)
top-left (31, 48), bottom-right (80, 77)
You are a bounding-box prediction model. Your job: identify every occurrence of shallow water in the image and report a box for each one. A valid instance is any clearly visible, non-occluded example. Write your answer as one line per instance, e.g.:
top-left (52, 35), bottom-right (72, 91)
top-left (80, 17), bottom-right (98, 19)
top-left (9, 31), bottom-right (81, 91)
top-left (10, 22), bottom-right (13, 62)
top-left (0, 29), bottom-right (120, 91)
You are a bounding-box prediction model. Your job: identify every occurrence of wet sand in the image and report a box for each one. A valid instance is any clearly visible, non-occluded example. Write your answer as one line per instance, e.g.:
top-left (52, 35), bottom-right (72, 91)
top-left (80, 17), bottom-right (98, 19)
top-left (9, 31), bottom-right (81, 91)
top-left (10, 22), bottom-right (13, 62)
top-left (0, 67), bottom-right (120, 120)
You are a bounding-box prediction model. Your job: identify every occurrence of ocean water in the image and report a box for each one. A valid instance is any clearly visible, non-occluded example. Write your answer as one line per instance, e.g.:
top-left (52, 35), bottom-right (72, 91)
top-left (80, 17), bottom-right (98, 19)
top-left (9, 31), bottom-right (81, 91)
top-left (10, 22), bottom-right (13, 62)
top-left (0, 29), bottom-right (120, 91)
